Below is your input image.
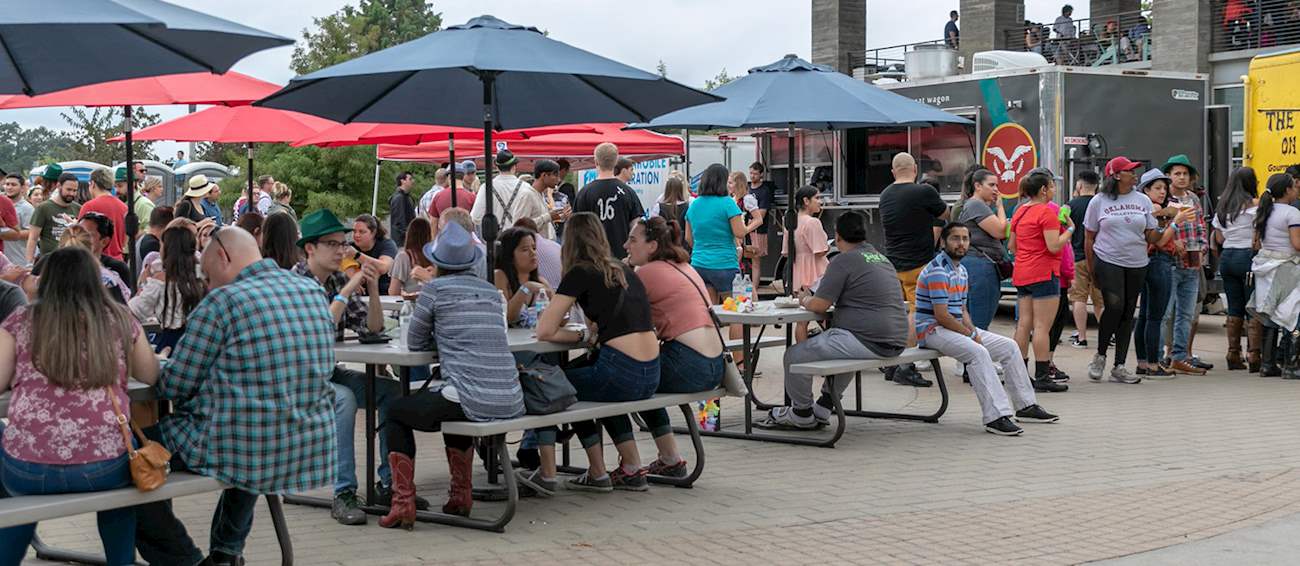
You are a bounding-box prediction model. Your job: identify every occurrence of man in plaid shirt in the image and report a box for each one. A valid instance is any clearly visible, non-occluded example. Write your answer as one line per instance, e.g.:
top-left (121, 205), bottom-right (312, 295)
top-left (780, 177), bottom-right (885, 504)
top-left (135, 227), bottom-right (337, 566)
top-left (1163, 155), bottom-right (1211, 375)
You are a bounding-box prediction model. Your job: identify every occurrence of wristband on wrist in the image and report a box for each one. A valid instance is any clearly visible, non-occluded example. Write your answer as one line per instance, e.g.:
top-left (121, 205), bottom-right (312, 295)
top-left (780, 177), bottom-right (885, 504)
top-left (333, 294), bottom-right (347, 305)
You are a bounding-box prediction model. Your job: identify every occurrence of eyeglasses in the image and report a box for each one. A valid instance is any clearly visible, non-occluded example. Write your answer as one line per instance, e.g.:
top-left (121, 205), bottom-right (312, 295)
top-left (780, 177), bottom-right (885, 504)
top-left (209, 226), bottom-right (229, 258)
top-left (313, 239), bottom-right (347, 250)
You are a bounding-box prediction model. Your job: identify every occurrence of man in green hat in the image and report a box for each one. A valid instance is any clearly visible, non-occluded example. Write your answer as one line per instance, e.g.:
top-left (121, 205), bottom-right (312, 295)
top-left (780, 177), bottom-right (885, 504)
top-left (26, 169), bottom-right (80, 264)
top-left (289, 209), bottom-right (420, 524)
top-left (35, 163), bottom-right (62, 194)
top-left (1160, 154), bottom-right (1213, 374)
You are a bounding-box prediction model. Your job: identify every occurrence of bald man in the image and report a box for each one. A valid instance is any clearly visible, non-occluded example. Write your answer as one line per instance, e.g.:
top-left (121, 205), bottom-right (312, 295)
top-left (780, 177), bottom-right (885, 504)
top-left (136, 226), bottom-right (338, 565)
top-left (879, 152), bottom-right (950, 387)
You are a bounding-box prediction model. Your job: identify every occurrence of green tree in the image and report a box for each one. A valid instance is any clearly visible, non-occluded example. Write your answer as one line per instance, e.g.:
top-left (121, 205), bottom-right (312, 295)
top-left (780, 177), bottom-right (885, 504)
top-left (60, 106), bottom-right (161, 166)
top-left (290, 0), bottom-right (443, 75)
top-left (0, 122), bottom-right (76, 176)
top-left (704, 68), bottom-right (735, 91)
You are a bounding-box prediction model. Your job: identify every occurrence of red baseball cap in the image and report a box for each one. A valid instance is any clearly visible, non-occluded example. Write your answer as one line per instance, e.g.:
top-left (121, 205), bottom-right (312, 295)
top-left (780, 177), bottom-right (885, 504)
top-left (1104, 156), bottom-right (1142, 177)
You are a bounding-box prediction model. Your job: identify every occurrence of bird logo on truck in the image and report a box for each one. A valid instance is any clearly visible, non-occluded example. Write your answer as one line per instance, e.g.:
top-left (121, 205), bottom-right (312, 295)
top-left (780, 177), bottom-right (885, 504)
top-left (982, 123), bottom-right (1038, 198)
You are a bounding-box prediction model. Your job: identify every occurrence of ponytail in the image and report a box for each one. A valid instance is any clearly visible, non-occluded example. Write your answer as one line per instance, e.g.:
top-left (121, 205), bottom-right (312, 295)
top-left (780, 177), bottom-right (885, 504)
top-left (1255, 173), bottom-right (1292, 242)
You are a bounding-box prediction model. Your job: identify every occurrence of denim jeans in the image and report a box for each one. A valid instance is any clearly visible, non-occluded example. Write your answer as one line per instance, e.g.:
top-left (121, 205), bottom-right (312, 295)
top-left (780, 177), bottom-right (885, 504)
top-left (561, 345), bottom-right (660, 448)
top-left (332, 366), bottom-right (402, 494)
top-left (1163, 266), bottom-right (1200, 361)
top-left (641, 340), bottom-right (724, 437)
top-left (133, 425), bottom-right (260, 565)
top-left (0, 427), bottom-right (136, 566)
top-left (1219, 248), bottom-right (1255, 318)
top-left (964, 254), bottom-right (1002, 329)
top-left (1136, 253), bottom-right (1174, 363)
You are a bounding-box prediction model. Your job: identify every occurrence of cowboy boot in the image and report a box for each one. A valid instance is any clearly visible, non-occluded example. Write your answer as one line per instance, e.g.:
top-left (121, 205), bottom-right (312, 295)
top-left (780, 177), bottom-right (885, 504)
top-left (1261, 326), bottom-right (1282, 377)
top-left (1226, 316), bottom-right (1246, 370)
top-left (1248, 318), bottom-right (1263, 373)
top-left (378, 453), bottom-right (416, 530)
top-left (443, 446), bottom-right (474, 517)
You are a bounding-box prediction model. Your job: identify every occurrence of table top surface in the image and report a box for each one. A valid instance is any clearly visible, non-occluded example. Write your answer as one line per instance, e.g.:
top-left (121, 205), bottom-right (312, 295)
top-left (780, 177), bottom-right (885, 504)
top-left (712, 301), bottom-right (821, 325)
top-left (334, 327), bottom-right (576, 365)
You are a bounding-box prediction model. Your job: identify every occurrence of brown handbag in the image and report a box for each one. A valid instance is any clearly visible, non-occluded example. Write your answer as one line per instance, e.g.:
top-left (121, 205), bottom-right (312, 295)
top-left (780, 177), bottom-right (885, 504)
top-left (109, 389), bottom-right (171, 491)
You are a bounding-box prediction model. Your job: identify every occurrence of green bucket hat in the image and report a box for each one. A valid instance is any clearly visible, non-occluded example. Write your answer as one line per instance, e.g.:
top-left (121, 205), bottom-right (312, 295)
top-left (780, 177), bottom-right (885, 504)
top-left (296, 209), bottom-right (352, 248)
top-left (114, 166), bottom-right (128, 183)
top-left (40, 163), bottom-right (62, 182)
top-left (1161, 154), bottom-right (1198, 178)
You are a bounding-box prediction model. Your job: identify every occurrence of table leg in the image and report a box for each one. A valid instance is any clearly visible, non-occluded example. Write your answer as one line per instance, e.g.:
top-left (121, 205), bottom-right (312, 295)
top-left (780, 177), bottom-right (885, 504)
top-left (365, 363), bottom-right (376, 505)
top-left (742, 324), bottom-right (753, 435)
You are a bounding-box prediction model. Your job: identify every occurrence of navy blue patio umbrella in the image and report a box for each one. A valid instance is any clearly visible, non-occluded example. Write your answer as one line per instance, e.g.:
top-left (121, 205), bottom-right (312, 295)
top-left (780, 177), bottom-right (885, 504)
top-left (635, 54), bottom-right (973, 292)
top-left (257, 15), bottom-right (720, 275)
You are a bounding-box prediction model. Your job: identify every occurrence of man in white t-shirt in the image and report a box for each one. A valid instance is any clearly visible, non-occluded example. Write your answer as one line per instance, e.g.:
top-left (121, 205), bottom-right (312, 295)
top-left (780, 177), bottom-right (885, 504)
top-left (1, 174), bottom-right (31, 268)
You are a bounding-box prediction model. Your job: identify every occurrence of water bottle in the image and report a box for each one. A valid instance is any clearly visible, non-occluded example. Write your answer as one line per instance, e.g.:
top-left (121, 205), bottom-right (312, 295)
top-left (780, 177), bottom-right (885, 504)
top-left (499, 290), bottom-right (509, 326)
top-left (732, 272), bottom-right (745, 301)
top-left (397, 300), bottom-right (414, 350)
top-left (532, 289), bottom-right (549, 329)
top-left (743, 275), bottom-right (755, 303)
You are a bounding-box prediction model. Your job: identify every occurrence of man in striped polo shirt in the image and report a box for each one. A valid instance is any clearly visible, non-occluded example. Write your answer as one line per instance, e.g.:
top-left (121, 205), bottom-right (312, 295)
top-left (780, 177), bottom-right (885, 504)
top-left (915, 223), bottom-right (1060, 436)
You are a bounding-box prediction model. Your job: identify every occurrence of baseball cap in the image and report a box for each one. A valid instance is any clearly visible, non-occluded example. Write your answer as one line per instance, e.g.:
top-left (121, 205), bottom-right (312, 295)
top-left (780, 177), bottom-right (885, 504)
top-left (454, 160), bottom-right (476, 175)
top-left (1103, 156), bottom-right (1142, 177)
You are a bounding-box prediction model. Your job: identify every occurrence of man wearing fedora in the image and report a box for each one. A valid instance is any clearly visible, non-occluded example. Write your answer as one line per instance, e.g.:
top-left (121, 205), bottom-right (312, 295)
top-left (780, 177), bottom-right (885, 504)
top-left (378, 221), bottom-right (525, 528)
top-left (291, 209), bottom-right (424, 525)
top-left (176, 175), bottom-right (215, 223)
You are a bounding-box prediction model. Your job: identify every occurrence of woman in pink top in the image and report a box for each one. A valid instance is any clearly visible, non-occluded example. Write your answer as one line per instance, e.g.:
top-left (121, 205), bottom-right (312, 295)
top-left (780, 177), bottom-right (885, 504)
top-left (625, 217), bottom-right (724, 478)
top-left (783, 186), bottom-right (830, 342)
top-left (0, 247), bottom-right (160, 565)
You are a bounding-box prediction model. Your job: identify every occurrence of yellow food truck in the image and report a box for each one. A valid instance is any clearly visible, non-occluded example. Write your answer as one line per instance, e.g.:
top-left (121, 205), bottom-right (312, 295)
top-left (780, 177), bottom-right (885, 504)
top-left (1244, 48), bottom-right (1300, 182)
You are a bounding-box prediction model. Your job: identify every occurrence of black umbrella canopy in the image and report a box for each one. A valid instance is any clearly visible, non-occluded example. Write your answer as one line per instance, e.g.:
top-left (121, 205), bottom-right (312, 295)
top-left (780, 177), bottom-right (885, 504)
top-left (256, 15), bottom-right (720, 129)
top-left (0, 0), bottom-right (292, 95)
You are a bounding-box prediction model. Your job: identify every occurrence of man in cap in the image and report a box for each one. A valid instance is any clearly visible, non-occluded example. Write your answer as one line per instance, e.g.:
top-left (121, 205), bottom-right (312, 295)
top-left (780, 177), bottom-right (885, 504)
top-left (471, 150), bottom-right (552, 238)
top-left (389, 172), bottom-right (417, 248)
top-left (574, 143), bottom-right (645, 259)
top-left (1161, 154), bottom-right (1210, 375)
top-left (26, 170), bottom-right (80, 263)
top-left (455, 159), bottom-right (478, 193)
top-left (430, 164), bottom-right (477, 220)
top-left (78, 168), bottom-right (128, 261)
top-left (33, 163), bottom-right (62, 196)
top-left (291, 209), bottom-right (423, 525)
top-left (175, 175), bottom-right (214, 223)
top-left (1, 173), bottom-right (32, 268)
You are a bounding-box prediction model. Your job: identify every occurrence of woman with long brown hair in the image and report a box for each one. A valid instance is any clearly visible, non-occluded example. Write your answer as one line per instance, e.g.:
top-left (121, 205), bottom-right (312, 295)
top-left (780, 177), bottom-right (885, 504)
top-left (493, 226), bottom-right (551, 327)
top-left (388, 217), bottom-right (435, 296)
top-left (531, 213), bottom-right (660, 494)
top-left (0, 247), bottom-right (160, 565)
top-left (129, 225), bottom-right (207, 353)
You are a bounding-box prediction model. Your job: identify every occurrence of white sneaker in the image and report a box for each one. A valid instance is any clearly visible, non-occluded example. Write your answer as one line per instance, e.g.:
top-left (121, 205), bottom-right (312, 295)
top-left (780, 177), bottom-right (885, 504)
top-left (1088, 354), bottom-right (1107, 381)
top-left (1109, 366), bottom-right (1142, 384)
top-left (915, 359), bottom-right (933, 372)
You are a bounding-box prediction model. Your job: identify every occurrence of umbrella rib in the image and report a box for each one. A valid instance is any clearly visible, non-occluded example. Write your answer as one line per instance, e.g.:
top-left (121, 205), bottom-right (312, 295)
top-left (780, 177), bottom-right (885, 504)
top-left (573, 74), bottom-right (646, 122)
top-left (120, 25), bottom-right (217, 73)
top-left (344, 70), bottom-right (419, 124)
top-left (0, 30), bottom-right (34, 96)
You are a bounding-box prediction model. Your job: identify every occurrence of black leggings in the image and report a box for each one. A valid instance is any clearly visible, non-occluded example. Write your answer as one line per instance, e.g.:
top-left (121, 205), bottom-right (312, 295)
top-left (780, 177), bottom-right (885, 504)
top-left (384, 390), bottom-right (474, 456)
top-left (1048, 287), bottom-right (1070, 353)
top-left (1094, 258), bottom-right (1146, 366)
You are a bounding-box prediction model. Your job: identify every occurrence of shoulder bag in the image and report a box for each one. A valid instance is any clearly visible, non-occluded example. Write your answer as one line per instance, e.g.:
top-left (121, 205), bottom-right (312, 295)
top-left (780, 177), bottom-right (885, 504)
top-left (108, 390), bottom-right (171, 491)
top-left (518, 359), bottom-right (578, 415)
top-left (665, 263), bottom-right (748, 398)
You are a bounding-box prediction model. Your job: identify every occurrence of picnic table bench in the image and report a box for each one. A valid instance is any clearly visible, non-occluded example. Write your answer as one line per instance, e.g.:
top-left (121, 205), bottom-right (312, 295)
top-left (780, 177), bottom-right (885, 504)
top-left (0, 383), bottom-right (295, 565)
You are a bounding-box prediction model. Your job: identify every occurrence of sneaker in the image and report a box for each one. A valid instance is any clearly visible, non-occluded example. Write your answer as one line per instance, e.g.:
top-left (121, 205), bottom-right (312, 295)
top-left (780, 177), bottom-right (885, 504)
top-left (1169, 359), bottom-right (1207, 375)
top-left (642, 458), bottom-right (689, 479)
top-left (515, 470), bottom-right (557, 498)
top-left (1015, 404), bottom-right (1060, 423)
top-left (1146, 365), bottom-right (1175, 379)
top-left (609, 467), bottom-right (649, 492)
top-left (331, 490), bottom-right (368, 525)
top-left (1070, 335), bottom-right (1089, 349)
top-left (753, 406), bottom-right (819, 430)
top-left (373, 481), bottom-right (430, 510)
top-left (566, 472), bottom-right (613, 493)
top-left (1088, 354), bottom-right (1107, 381)
top-left (984, 416), bottom-right (1024, 436)
top-left (1190, 357), bottom-right (1214, 371)
top-left (1047, 363), bottom-right (1070, 382)
top-left (1032, 377), bottom-right (1068, 392)
top-left (811, 402), bottom-right (834, 427)
top-left (1135, 365), bottom-right (1149, 375)
top-left (1109, 366), bottom-right (1142, 384)
top-left (891, 364), bottom-right (933, 388)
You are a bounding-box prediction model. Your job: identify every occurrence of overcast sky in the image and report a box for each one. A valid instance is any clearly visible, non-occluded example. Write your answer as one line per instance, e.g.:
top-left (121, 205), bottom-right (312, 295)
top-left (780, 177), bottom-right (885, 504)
top-left (4, 0), bottom-right (1085, 158)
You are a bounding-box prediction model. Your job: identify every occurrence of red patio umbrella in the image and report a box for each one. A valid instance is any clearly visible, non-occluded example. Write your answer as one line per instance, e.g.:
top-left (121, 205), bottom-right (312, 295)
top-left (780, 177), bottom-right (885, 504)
top-left (109, 105), bottom-right (338, 217)
top-left (377, 123), bottom-right (684, 167)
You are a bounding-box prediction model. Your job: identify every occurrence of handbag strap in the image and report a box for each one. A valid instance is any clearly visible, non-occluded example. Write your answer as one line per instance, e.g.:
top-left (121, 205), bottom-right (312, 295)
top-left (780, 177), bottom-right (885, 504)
top-left (107, 390), bottom-right (141, 457)
top-left (664, 262), bottom-right (728, 348)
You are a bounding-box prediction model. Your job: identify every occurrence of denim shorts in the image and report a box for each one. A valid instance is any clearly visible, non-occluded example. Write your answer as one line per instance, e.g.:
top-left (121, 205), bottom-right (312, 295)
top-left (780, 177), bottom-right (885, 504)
top-left (1016, 275), bottom-right (1060, 299)
top-left (694, 267), bottom-right (739, 294)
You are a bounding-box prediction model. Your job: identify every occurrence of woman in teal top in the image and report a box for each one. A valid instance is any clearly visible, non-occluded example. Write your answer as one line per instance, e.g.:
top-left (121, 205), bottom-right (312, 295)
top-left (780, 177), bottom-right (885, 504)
top-left (685, 163), bottom-right (746, 300)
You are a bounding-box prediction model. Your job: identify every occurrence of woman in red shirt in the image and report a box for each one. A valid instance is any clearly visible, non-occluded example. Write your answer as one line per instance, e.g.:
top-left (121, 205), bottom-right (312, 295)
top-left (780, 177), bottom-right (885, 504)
top-left (1009, 172), bottom-right (1075, 388)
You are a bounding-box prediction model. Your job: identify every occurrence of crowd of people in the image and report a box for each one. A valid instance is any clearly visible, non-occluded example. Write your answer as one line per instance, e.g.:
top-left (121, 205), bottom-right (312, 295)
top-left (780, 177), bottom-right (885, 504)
top-left (0, 136), bottom-right (1297, 563)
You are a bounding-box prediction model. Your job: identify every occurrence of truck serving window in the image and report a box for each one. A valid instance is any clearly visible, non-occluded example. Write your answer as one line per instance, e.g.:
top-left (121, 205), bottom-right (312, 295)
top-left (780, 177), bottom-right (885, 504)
top-left (843, 125), bottom-right (974, 197)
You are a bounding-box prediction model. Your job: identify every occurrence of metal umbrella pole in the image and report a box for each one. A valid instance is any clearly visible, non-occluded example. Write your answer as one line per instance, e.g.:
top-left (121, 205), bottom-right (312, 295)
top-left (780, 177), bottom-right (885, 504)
top-left (124, 105), bottom-right (138, 286)
top-left (246, 143), bottom-right (255, 217)
top-left (481, 73), bottom-right (498, 281)
top-left (370, 160), bottom-right (381, 215)
top-left (784, 123), bottom-right (796, 296)
top-left (448, 132), bottom-right (457, 209)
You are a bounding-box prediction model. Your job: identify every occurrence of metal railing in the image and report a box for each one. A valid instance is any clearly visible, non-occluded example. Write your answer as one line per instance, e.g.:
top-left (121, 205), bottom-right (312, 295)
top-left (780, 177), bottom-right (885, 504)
top-left (1003, 9), bottom-right (1153, 67)
top-left (1212, 0), bottom-right (1300, 53)
top-left (850, 39), bottom-right (948, 78)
